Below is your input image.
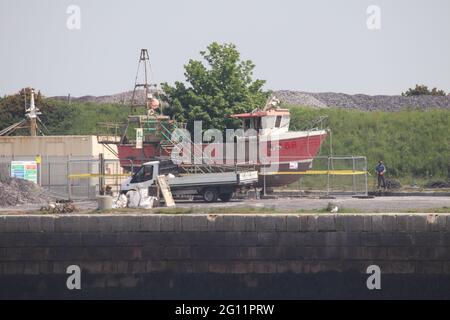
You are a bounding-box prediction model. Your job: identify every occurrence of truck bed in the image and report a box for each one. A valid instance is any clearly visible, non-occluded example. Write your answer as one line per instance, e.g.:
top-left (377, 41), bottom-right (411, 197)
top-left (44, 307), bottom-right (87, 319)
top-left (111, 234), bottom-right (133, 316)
top-left (168, 171), bottom-right (258, 188)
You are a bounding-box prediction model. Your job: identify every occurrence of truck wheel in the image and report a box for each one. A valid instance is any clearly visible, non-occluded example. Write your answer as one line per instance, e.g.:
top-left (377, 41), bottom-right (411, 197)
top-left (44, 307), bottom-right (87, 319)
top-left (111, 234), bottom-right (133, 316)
top-left (203, 188), bottom-right (218, 203)
top-left (219, 193), bottom-right (233, 202)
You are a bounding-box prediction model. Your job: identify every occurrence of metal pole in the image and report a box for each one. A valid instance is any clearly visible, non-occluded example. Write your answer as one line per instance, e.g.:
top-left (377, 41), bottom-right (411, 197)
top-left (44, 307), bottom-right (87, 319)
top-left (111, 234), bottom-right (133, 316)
top-left (48, 161), bottom-right (51, 191)
top-left (87, 160), bottom-right (91, 199)
top-left (39, 155), bottom-right (42, 187)
top-left (352, 156), bottom-right (356, 195)
top-left (364, 157), bottom-right (368, 196)
top-left (67, 159), bottom-right (71, 200)
top-left (99, 153), bottom-right (105, 195)
top-left (263, 165), bottom-right (267, 197)
top-left (329, 130), bottom-right (333, 157)
top-left (327, 157), bottom-right (331, 196)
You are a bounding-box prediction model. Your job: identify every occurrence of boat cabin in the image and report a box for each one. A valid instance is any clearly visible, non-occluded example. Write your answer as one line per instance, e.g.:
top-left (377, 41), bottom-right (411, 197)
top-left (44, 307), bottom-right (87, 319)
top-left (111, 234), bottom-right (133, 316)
top-left (231, 109), bottom-right (291, 136)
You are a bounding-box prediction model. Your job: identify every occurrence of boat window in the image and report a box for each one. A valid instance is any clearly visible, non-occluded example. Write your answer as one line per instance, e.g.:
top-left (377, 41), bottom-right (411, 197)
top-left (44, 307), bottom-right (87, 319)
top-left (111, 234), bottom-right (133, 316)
top-left (275, 116), bottom-right (282, 128)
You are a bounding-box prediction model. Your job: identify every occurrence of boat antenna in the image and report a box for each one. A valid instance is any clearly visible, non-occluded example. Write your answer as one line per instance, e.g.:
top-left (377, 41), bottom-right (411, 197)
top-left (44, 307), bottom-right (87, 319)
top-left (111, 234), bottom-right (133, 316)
top-left (262, 95), bottom-right (281, 111)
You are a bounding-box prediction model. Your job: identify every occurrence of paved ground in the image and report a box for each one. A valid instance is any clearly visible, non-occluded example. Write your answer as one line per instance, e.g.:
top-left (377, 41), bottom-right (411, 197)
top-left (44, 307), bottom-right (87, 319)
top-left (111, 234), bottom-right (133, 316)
top-left (175, 196), bottom-right (450, 212)
top-left (0, 196), bottom-right (449, 214)
top-left (0, 200), bottom-right (97, 213)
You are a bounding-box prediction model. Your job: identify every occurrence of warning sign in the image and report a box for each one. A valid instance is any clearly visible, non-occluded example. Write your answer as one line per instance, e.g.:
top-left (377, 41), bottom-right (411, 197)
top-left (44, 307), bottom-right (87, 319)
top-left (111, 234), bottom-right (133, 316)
top-left (10, 161), bottom-right (38, 184)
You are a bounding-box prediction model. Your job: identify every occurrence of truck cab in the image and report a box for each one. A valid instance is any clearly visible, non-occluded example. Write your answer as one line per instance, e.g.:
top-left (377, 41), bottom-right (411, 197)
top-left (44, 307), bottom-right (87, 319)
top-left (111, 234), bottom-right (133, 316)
top-left (121, 161), bottom-right (159, 192)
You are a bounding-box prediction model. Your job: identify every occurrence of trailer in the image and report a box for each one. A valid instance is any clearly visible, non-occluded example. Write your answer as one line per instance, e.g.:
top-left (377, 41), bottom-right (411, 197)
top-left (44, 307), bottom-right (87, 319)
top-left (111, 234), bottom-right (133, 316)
top-left (120, 161), bottom-right (259, 202)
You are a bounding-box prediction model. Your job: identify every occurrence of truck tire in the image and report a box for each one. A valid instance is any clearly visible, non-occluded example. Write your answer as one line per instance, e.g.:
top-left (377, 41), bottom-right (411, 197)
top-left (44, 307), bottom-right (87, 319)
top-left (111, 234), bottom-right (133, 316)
top-left (219, 192), bottom-right (233, 202)
top-left (203, 188), bottom-right (218, 203)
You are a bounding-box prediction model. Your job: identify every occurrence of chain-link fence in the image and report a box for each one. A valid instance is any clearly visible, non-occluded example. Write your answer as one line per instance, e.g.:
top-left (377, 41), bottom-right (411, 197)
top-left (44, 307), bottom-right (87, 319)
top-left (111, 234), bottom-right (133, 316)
top-left (0, 156), bottom-right (132, 200)
top-left (289, 156), bottom-right (368, 196)
top-left (1, 154), bottom-right (368, 200)
top-left (67, 158), bottom-right (132, 199)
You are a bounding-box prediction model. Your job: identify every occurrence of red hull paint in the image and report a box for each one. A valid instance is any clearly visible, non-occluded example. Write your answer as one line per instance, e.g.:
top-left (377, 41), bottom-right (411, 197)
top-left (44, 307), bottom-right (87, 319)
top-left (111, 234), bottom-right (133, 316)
top-left (117, 144), bottom-right (160, 168)
top-left (118, 132), bottom-right (327, 167)
top-left (277, 134), bottom-right (326, 162)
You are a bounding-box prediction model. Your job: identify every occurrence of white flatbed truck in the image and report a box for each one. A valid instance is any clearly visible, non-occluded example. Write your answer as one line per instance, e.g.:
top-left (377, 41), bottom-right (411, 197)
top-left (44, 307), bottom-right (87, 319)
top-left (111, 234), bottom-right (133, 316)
top-left (120, 161), bottom-right (259, 202)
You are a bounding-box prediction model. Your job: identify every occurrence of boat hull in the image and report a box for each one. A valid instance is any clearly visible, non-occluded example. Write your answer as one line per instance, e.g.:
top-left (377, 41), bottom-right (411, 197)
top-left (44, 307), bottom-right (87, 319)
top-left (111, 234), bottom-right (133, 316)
top-left (117, 130), bottom-right (327, 187)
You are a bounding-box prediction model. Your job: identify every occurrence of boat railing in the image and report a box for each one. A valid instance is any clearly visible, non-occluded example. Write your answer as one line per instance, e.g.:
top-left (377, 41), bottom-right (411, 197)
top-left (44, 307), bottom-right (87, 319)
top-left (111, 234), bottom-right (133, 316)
top-left (96, 122), bottom-right (127, 144)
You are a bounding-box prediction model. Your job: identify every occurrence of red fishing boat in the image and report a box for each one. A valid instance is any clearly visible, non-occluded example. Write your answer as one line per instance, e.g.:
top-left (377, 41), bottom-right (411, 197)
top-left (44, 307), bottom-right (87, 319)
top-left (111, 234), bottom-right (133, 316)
top-left (112, 97), bottom-right (327, 187)
top-left (100, 49), bottom-right (328, 187)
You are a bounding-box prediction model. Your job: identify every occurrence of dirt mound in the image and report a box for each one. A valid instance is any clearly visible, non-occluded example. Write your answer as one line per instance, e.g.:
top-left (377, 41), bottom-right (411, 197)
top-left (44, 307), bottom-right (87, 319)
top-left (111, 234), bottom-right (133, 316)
top-left (52, 89), bottom-right (450, 111)
top-left (0, 178), bottom-right (54, 206)
top-left (275, 90), bottom-right (450, 111)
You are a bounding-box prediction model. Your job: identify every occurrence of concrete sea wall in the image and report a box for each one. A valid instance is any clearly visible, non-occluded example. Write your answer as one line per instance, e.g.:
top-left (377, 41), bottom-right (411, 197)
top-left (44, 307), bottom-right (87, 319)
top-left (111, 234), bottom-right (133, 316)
top-left (1, 213), bottom-right (450, 299)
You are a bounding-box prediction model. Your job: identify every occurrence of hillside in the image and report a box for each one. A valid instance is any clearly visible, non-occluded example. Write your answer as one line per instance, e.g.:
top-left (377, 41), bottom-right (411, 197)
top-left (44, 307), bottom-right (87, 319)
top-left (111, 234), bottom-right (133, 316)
top-left (276, 91), bottom-right (450, 111)
top-left (289, 106), bottom-right (450, 181)
top-left (51, 90), bottom-right (156, 106)
top-left (52, 90), bottom-right (450, 112)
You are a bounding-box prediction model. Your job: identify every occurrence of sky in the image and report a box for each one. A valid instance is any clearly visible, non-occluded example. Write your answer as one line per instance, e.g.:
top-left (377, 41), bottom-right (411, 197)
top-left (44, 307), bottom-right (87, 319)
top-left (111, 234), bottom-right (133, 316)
top-left (0, 0), bottom-right (449, 97)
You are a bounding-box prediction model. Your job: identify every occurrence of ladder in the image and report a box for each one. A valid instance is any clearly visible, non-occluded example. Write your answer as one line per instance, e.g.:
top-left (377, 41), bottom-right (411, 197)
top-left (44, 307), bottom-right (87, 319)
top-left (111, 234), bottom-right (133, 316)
top-left (156, 175), bottom-right (175, 207)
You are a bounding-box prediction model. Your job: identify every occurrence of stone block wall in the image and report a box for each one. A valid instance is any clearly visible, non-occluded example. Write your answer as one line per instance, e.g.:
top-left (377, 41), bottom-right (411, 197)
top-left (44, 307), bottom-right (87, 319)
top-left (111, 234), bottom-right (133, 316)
top-left (1, 213), bottom-right (449, 299)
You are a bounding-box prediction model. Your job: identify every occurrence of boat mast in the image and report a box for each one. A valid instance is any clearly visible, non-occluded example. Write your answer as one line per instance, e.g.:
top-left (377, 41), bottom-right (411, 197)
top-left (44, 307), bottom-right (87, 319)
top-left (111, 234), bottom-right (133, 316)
top-left (121, 49), bottom-right (158, 144)
top-left (130, 49), bottom-right (157, 112)
top-left (26, 89), bottom-right (41, 136)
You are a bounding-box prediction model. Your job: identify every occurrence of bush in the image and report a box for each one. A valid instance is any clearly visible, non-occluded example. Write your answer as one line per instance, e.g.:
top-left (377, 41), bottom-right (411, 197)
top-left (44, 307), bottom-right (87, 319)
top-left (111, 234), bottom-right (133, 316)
top-left (402, 84), bottom-right (446, 96)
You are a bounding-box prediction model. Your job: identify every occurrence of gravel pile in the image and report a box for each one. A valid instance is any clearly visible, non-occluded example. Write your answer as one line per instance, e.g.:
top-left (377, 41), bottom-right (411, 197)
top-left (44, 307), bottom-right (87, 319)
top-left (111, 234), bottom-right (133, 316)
top-left (275, 90), bottom-right (450, 111)
top-left (0, 178), bottom-right (54, 207)
top-left (52, 90), bottom-right (450, 112)
top-left (51, 89), bottom-right (159, 105)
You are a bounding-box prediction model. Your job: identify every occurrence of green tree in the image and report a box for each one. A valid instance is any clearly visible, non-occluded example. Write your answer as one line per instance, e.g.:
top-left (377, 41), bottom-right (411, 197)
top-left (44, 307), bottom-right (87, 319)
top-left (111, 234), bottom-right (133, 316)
top-left (402, 84), bottom-right (446, 96)
top-left (0, 88), bottom-right (73, 135)
top-left (1, 88), bottom-right (41, 135)
top-left (161, 42), bottom-right (269, 133)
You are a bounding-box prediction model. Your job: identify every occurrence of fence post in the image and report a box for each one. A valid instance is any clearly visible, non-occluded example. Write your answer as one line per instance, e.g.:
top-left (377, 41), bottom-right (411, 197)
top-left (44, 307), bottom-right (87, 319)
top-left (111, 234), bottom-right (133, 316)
top-left (364, 157), bottom-right (369, 196)
top-left (87, 159), bottom-right (91, 199)
top-left (352, 156), bottom-right (356, 195)
top-left (263, 165), bottom-right (267, 197)
top-left (99, 153), bottom-right (105, 195)
top-left (67, 159), bottom-right (72, 200)
top-left (327, 157), bottom-right (331, 196)
top-left (48, 161), bottom-right (51, 191)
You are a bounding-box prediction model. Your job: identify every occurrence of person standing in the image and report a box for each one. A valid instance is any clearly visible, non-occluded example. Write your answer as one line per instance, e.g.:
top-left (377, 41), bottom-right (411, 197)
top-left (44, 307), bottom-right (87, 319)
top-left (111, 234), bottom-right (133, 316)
top-left (375, 160), bottom-right (386, 189)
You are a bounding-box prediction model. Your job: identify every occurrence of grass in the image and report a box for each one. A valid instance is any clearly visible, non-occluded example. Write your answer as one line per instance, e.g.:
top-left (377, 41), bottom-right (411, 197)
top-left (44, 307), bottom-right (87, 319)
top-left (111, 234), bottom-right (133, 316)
top-left (33, 205), bottom-right (360, 215)
top-left (86, 205), bottom-right (450, 215)
top-left (289, 105), bottom-right (450, 185)
top-left (4, 205), bottom-right (450, 215)
top-left (402, 207), bottom-right (450, 214)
